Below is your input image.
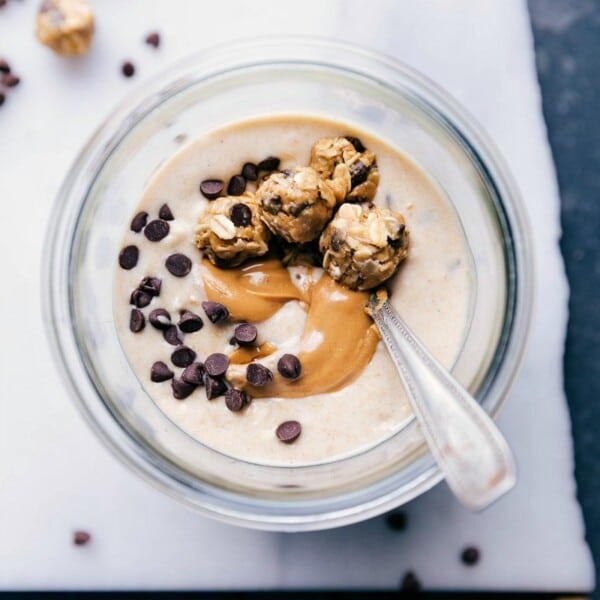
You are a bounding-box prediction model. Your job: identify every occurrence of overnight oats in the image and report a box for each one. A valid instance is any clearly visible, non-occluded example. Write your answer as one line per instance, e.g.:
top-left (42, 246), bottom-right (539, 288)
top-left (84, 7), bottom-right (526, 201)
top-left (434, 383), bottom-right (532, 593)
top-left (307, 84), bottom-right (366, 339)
top-left (114, 114), bottom-right (474, 466)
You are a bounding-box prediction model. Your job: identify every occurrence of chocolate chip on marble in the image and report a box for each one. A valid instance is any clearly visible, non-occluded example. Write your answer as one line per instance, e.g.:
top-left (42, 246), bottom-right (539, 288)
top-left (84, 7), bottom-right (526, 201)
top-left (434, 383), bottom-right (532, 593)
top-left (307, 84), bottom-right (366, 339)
top-left (275, 420), bottom-right (301, 443)
top-left (118, 245), bottom-right (139, 270)
top-left (121, 61), bottom-right (135, 78)
top-left (201, 301), bottom-right (229, 324)
top-left (171, 345), bottom-right (197, 368)
top-left (204, 353), bottom-right (229, 377)
top-left (345, 135), bottom-right (365, 152)
top-left (171, 377), bottom-right (196, 400)
top-left (233, 323), bottom-right (257, 346)
top-left (163, 325), bottom-right (182, 346)
top-left (144, 32), bottom-right (160, 48)
top-left (461, 546), bottom-right (480, 566)
top-left (400, 571), bottom-right (421, 592)
top-left (144, 219), bottom-right (169, 241)
top-left (2, 73), bottom-right (19, 87)
top-left (241, 162), bottom-right (258, 181)
top-left (73, 531), bottom-right (91, 546)
top-left (129, 308), bottom-right (145, 333)
top-left (199, 179), bottom-right (224, 200)
top-left (204, 373), bottom-right (227, 399)
top-left (149, 308), bottom-right (171, 330)
top-left (277, 354), bottom-right (301, 380)
top-left (181, 362), bottom-right (205, 385)
top-left (165, 253), bottom-right (192, 277)
top-left (385, 511), bottom-right (407, 531)
top-left (229, 203), bottom-right (252, 227)
top-left (158, 203), bottom-right (174, 220)
top-left (257, 156), bottom-right (280, 171)
top-left (225, 388), bottom-right (250, 412)
top-left (227, 174), bottom-right (246, 196)
top-left (0, 59), bottom-right (10, 74)
top-left (246, 363), bottom-right (272, 387)
top-left (130, 211), bottom-right (148, 232)
top-left (150, 361), bottom-right (174, 382)
top-left (178, 310), bottom-right (203, 333)
top-left (130, 288), bottom-right (152, 308)
top-left (139, 276), bottom-right (162, 297)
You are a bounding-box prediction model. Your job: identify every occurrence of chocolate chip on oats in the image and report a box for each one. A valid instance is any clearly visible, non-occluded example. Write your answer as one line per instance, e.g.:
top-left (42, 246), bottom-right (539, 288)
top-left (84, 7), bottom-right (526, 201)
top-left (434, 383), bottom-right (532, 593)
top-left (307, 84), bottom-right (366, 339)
top-left (199, 179), bottom-right (224, 200)
top-left (158, 203), bottom-right (174, 220)
top-left (229, 203), bottom-right (252, 227)
top-left (257, 156), bottom-right (280, 171)
top-left (385, 511), bottom-right (407, 531)
top-left (73, 531), bottom-right (91, 546)
top-left (145, 32), bottom-right (160, 48)
top-left (277, 354), bottom-right (301, 380)
top-left (233, 323), bottom-right (257, 346)
top-left (150, 361), bottom-right (174, 382)
top-left (149, 308), bottom-right (171, 330)
top-left (461, 546), bottom-right (480, 566)
top-left (246, 363), bottom-right (272, 387)
top-left (0, 59), bottom-right (10, 74)
top-left (400, 571), bottom-right (421, 592)
top-left (130, 288), bottom-right (152, 308)
top-left (165, 253), bottom-right (191, 277)
top-left (241, 162), bottom-right (258, 181)
top-left (225, 388), bottom-right (249, 412)
top-left (227, 174), bottom-right (246, 196)
top-left (139, 276), bottom-right (162, 296)
top-left (2, 73), bottom-right (19, 87)
top-left (204, 353), bottom-right (229, 377)
top-left (163, 325), bottom-right (182, 346)
top-left (118, 245), bottom-right (139, 270)
top-left (349, 160), bottom-right (369, 188)
top-left (345, 135), bottom-right (365, 152)
top-left (182, 362), bottom-right (205, 385)
top-left (130, 211), bottom-right (148, 232)
top-left (204, 373), bottom-right (227, 399)
top-left (129, 308), bottom-right (145, 333)
top-left (275, 420), bottom-right (301, 443)
top-left (178, 310), bottom-right (203, 333)
top-left (171, 377), bottom-right (196, 400)
top-left (202, 301), bottom-right (229, 324)
top-left (121, 61), bottom-right (135, 78)
top-left (171, 345), bottom-right (197, 368)
top-left (144, 219), bottom-right (169, 241)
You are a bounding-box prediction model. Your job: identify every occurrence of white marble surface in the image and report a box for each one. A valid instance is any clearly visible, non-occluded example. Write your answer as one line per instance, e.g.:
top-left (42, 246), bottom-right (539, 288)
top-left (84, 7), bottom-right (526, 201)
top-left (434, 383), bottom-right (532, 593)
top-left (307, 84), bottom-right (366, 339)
top-left (0, 0), bottom-right (595, 591)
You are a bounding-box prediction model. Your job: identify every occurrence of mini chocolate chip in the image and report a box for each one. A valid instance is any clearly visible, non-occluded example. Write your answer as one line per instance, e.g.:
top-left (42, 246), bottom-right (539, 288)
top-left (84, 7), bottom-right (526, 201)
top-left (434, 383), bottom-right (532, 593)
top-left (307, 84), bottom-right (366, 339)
top-left (171, 378), bottom-right (196, 400)
top-left (400, 571), bottom-right (421, 592)
top-left (130, 211), bottom-right (148, 232)
top-left (182, 362), bottom-right (205, 385)
top-left (165, 253), bottom-right (192, 277)
top-left (130, 289), bottom-right (152, 308)
top-left (2, 73), bottom-right (19, 87)
top-left (73, 531), bottom-right (91, 546)
top-left (225, 388), bottom-right (250, 412)
top-left (263, 195), bottom-right (282, 214)
top-left (204, 353), bottom-right (229, 377)
top-left (163, 325), bottom-right (182, 346)
top-left (202, 301), bottom-right (229, 323)
top-left (233, 323), bottom-right (257, 346)
top-left (150, 361), bottom-right (174, 382)
top-left (171, 345), bottom-right (197, 368)
top-left (241, 162), bottom-right (258, 181)
top-left (129, 309), bottom-right (145, 333)
top-left (227, 174), bottom-right (246, 196)
top-left (178, 310), bottom-right (203, 333)
top-left (350, 160), bottom-right (369, 187)
top-left (257, 156), bottom-right (280, 171)
top-left (275, 420), bottom-right (301, 443)
top-left (280, 168), bottom-right (293, 177)
top-left (118, 245), bottom-right (139, 270)
top-left (149, 308), bottom-right (171, 330)
top-left (204, 373), bottom-right (227, 399)
top-left (0, 59), bottom-right (9, 74)
top-left (246, 363), bottom-right (273, 387)
top-left (461, 546), bottom-right (480, 566)
top-left (289, 202), bottom-right (308, 217)
top-left (277, 354), bottom-right (301, 379)
top-left (158, 203), bottom-right (174, 220)
top-left (139, 276), bottom-right (162, 296)
top-left (199, 179), bottom-right (224, 200)
top-left (345, 135), bottom-right (365, 152)
top-left (144, 219), bottom-right (169, 241)
top-left (145, 32), bottom-right (160, 48)
top-left (229, 203), bottom-right (252, 227)
top-left (385, 511), bottom-right (407, 531)
top-left (121, 61), bottom-right (135, 77)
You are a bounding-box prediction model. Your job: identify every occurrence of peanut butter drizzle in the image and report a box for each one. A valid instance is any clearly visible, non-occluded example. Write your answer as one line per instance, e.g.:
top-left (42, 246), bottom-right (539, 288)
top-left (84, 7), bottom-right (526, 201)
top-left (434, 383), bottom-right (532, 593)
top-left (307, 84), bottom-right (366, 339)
top-left (229, 342), bottom-right (277, 364)
top-left (200, 258), bottom-right (380, 398)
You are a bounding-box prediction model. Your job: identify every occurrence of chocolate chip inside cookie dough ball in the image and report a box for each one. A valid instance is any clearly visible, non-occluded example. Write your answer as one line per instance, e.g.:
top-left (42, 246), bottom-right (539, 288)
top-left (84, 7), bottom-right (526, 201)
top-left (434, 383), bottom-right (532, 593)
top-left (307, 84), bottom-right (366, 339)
top-left (257, 167), bottom-right (337, 244)
top-left (195, 195), bottom-right (270, 268)
top-left (319, 203), bottom-right (409, 290)
top-left (36, 0), bottom-right (95, 57)
top-left (310, 136), bottom-right (380, 203)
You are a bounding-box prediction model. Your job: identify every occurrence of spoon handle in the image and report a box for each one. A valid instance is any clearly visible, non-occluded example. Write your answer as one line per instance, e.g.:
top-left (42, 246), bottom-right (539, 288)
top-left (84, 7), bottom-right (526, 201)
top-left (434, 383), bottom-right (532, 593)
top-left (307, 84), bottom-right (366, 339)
top-left (369, 296), bottom-right (516, 510)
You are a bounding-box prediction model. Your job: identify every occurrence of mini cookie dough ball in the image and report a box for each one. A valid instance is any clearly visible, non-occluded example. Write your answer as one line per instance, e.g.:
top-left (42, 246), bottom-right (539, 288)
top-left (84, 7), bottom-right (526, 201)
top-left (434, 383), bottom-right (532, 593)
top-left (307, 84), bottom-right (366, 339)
top-left (36, 0), bottom-right (94, 56)
top-left (257, 167), bottom-right (337, 244)
top-left (196, 195), bottom-right (270, 268)
top-left (320, 203), bottom-right (409, 290)
top-left (310, 136), bottom-right (380, 203)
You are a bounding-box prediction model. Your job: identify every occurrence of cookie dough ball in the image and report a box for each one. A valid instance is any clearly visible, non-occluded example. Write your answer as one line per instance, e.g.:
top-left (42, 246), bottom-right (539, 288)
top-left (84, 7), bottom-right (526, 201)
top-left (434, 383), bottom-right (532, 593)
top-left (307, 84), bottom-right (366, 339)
top-left (196, 195), bottom-right (270, 268)
top-left (310, 136), bottom-right (380, 203)
top-left (320, 203), bottom-right (409, 290)
top-left (257, 167), bottom-right (337, 244)
top-left (36, 0), bottom-right (94, 56)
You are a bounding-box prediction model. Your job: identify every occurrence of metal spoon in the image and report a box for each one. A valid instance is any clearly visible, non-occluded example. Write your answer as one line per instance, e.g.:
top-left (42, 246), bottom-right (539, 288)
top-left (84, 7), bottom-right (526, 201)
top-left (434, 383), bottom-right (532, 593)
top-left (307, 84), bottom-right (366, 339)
top-left (368, 292), bottom-right (516, 510)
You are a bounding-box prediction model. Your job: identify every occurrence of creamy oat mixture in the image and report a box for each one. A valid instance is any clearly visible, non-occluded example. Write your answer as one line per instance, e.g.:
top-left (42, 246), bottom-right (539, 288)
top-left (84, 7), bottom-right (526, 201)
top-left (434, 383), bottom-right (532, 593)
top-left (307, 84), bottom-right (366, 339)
top-left (114, 114), bottom-right (473, 466)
